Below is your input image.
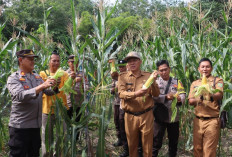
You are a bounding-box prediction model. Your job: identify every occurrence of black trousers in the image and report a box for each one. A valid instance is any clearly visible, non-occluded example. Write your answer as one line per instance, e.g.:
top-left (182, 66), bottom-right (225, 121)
top-left (114, 105), bottom-right (121, 140)
top-left (8, 127), bottom-right (41, 157)
top-left (152, 120), bottom-right (179, 157)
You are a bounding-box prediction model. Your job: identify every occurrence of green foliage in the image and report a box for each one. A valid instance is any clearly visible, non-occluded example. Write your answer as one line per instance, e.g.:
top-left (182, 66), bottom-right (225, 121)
top-left (1, 0), bottom-right (232, 156)
top-left (78, 11), bottom-right (93, 36)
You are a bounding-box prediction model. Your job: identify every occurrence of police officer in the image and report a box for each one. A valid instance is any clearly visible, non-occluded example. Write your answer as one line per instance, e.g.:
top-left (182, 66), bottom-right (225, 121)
top-left (152, 60), bottom-right (186, 157)
top-left (110, 59), bottom-right (129, 157)
top-left (188, 58), bottom-right (224, 157)
top-left (7, 49), bottom-right (56, 157)
top-left (118, 51), bottom-right (160, 157)
top-left (66, 55), bottom-right (88, 128)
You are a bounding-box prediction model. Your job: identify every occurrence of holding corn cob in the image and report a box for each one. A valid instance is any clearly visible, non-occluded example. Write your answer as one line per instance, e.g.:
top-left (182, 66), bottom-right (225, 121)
top-left (170, 80), bottom-right (186, 122)
top-left (142, 70), bottom-right (158, 89)
top-left (110, 59), bottom-right (117, 74)
top-left (153, 60), bottom-right (186, 156)
top-left (193, 74), bottom-right (221, 102)
top-left (188, 58), bottom-right (224, 156)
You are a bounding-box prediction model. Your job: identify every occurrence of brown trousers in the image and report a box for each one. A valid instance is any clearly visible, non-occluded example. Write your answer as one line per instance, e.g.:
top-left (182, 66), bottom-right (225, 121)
top-left (125, 110), bottom-right (154, 157)
top-left (193, 117), bottom-right (220, 157)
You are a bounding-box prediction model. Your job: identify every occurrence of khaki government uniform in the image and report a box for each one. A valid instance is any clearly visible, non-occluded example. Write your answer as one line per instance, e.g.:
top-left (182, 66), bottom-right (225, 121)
top-left (188, 75), bottom-right (224, 157)
top-left (118, 71), bottom-right (160, 157)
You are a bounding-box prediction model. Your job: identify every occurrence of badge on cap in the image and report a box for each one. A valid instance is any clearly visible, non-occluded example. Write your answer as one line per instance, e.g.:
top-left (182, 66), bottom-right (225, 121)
top-left (24, 50), bottom-right (34, 56)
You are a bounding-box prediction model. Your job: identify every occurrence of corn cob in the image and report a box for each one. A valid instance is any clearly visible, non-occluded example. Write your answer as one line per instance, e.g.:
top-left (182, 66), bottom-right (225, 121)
top-left (110, 60), bottom-right (117, 74)
top-left (50, 68), bottom-right (64, 80)
top-left (193, 74), bottom-right (221, 101)
top-left (202, 74), bottom-right (207, 85)
top-left (142, 71), bottom-right (157, 89)
top-left (142, 71), bottom-right (157, 102)
top-left (171, 80), bottom-right (185, 122)
top-left (59, 77), bottom-right (77, 94)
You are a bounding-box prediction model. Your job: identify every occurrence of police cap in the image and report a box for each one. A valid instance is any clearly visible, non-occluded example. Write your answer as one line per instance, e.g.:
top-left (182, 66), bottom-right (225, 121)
top-left (118, 60), bottom-right (127, 66)
top-left (16, 49), bottom-right (38, 58)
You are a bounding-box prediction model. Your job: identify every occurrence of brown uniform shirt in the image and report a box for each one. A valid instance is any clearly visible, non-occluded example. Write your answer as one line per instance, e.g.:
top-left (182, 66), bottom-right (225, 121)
top-left (118, 71), bottom-right (160, 112)
top-left (188, 75), bottom-right (224, 117)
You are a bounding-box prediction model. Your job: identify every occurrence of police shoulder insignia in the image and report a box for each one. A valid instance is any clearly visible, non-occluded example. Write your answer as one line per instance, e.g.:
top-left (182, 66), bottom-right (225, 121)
top-left (19, 77), bottom-right (26, 81)
top-left (217, 83), bottom-right (223, 88)
top-left (21, 71), bottom-right (25, 76)
top-left (35, 75), bottom-right (41, 79)
top-left (24, 85), bottom-right (30, 89)
top-left (173, 84), bottom-right (178, 88)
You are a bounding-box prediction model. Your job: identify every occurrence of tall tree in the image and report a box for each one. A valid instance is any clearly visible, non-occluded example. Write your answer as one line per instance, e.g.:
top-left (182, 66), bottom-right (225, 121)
top-left (116, 0), bottom-right (150, 17)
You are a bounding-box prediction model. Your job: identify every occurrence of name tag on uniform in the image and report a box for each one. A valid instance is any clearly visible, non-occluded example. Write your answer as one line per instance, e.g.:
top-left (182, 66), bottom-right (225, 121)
top-left (126, 83), bottom-right (133, 85)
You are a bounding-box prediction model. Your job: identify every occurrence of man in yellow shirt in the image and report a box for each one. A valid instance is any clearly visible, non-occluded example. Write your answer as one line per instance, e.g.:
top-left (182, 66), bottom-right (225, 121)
top-left (40, 51), bottom-right (69, 157)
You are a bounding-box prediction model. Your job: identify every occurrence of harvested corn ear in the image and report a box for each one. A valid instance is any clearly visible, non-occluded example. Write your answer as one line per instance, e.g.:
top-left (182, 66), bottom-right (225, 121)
top-left (60, 77), bottom-right (77, 94)
top-left (193, 74), bottom-right (221, 101)
top-left (142, 70), bottom-right (157, 89)
top-left (110, 60), bottom-right (117, 74)
top-left (50, 68), bottom-right (64, 80)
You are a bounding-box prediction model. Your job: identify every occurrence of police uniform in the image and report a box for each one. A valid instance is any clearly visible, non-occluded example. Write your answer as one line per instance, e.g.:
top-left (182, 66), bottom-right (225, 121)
top-left (153, 77), bottom-right (186, 157)
top-left (188, 75), bottom-right (224, 157)
top-left (118, 70), bottom-right (160, 157)
top-left (111, 78), bottom-right (122, 144)
top-left (66, 68), bottom-right (88, 120)
top-left (7, 49), bottom-right (54, 157)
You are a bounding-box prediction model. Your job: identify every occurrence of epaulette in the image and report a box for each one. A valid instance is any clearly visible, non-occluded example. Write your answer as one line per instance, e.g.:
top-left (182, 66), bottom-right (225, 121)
top-left (119, 71), bottom-right (128, 76)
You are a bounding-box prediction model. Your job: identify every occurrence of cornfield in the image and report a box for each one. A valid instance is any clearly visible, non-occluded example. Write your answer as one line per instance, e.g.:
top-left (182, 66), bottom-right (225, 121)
top-left (0, 0), bottom-right (232, 156)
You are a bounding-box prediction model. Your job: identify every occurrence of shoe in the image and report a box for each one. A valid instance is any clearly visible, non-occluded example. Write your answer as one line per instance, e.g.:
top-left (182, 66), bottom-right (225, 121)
top-left (138, 147), bottom-right (143, 157)
top-left (114, 140), bottom-right (123, 147)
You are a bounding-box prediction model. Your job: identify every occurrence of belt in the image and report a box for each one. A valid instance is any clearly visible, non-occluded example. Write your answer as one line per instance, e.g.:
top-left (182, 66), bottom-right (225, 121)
top-left (196, 116), bottom-right (218, 120)
top-left (125, 107), bottom-right (153, 116)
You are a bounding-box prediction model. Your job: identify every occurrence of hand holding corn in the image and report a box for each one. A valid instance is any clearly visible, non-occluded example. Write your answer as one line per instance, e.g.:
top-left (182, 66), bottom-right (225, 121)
top-left (193, 74), bottom-right (220, 102)
top-left (109, 59), bottom-right (117, 74)
top-left (135, 88), bottom-right (148, 97)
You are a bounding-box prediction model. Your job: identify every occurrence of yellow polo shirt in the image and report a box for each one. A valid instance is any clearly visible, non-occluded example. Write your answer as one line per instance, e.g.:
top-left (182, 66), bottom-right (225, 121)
top-left (40, 70), bottom-right (69, 114)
